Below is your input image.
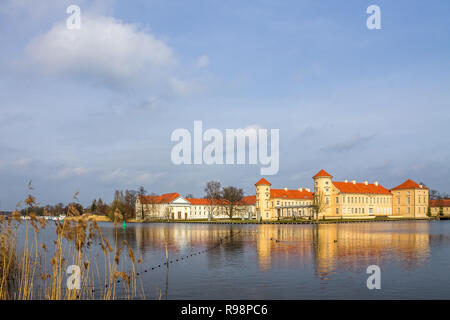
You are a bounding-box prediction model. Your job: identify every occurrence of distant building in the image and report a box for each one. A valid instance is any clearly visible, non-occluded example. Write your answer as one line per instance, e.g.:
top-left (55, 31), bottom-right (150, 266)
top-left (255, 177), bottom-right (314, 220)
top-left (255, 169), bottom-right (430, 220)
top-left (430, 199), bottom-right (450, 217)
top-left (136, 193), bottom-right (255, 221)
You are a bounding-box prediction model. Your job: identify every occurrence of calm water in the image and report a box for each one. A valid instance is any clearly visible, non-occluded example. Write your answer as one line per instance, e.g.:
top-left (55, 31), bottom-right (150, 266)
top-left (16, 220), bottom-right (450, 299)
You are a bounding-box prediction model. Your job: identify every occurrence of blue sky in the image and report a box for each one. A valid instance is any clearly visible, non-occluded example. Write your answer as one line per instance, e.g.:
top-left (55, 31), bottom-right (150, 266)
top-left (0, 0), bottom-right (449, 209)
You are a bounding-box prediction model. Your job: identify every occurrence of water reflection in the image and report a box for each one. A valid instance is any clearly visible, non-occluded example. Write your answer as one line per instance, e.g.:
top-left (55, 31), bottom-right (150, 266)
top-left (15, 220), bottom-right (449, 299)
top-left (256, 223), bottom-right (430, 276)
top-left (108, 222), bottom-right (432, 279)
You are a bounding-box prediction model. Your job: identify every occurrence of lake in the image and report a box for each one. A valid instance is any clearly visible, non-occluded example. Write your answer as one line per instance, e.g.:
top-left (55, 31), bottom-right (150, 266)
top-left (15, 220), bottom-right (450, 299)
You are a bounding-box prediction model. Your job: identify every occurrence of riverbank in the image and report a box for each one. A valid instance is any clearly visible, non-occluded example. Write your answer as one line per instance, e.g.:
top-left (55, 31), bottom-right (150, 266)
top-left (64, 215), bottom-right (436, 225)
top-left (64, 214), bottom-right (111, 222)
top-left (129, 217), bottom-right (434, 225)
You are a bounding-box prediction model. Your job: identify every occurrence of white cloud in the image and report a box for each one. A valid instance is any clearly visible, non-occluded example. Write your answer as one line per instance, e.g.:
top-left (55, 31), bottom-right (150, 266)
top-left (55, 167), bottom-right (89, 179)
top-left (24, 14), bottom-right (178, 89)
top-left (101, 168), bottom-right (165, 185)
top-left (13, 158), bottom-right (33, 168)
top-left (196, 55), bottom-right (210, 68)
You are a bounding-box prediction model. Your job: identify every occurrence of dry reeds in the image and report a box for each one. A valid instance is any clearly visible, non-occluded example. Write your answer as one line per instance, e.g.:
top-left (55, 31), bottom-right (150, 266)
top-left (0, 187), bottom-right (144, 300)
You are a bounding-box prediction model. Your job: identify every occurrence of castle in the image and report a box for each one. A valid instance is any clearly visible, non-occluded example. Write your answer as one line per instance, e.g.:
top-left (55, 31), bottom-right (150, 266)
top-left (136, 169), bottom-right (431, 221)
top-left (255, 169), bottom-right (430, 220)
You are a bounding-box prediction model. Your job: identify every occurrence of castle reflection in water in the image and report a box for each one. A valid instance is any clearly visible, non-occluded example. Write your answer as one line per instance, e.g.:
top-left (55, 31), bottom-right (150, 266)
top-left (117, 222), bottom-right (431, 278)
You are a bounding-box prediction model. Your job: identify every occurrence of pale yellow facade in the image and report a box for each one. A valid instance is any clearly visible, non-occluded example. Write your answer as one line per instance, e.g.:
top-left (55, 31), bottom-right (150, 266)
top-left (392, 188), bottom-right (429, 218)
top-left (255, 170), bottom-right (430, 221)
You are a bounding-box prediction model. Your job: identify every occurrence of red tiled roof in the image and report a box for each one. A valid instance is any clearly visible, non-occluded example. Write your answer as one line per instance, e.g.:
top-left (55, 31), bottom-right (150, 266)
top-left (332, 182), bottom-right (391, 194)
top-left (270, 189), bottom-right (313, 200)
top-left (255, 178), bottom-right (271, 186)
top-left (313, 169), bottom-right (332, 178)
top-left (391, 179), bottom-right (427, 190)
top-left (240, 195), bottom-right (256, 205)
top-left (139, 193), bottom-right (180, 204)
top-left (430, 199), bottom-right (450, 207)
top-left (186, 198), bottom-right (228, 205)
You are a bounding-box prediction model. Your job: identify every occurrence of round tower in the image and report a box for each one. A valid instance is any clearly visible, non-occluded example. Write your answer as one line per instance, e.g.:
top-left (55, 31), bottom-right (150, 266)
top-left (312, 169), bottom-right (333, 217)
top-left (255, 178), bottom-right (271, 221)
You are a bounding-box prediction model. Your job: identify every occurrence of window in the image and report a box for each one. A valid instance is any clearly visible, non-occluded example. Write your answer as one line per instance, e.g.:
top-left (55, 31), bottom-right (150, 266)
top-left (336, 208), bottom-right (339, 214)
top-left (336, 197), bottom-right (339, 204)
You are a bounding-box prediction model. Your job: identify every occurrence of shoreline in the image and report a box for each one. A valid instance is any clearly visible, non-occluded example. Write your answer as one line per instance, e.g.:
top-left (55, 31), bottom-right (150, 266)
top-left (48, 214), bottom-right (439, 225)
top-left (125, 217), bottom-right (435, 225)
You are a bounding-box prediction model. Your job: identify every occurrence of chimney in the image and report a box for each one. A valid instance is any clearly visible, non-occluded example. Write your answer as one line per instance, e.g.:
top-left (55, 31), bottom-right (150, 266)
top-left (344, 179), bottom-right (348, 183)
top-left (305, 188), bottom-right (311, 192)
top-left (352, 180), bottom-right (356, 184)
top-left (298, 188), bottom-right (303, 192)
top-left (284, 187), bottom-right (288, 191)
top-left (364, 181), bottom-right (368, 185)
top-left (374, 181), bottom-right (379, 187)
top-left (419, 184), bottom-right (423, 188)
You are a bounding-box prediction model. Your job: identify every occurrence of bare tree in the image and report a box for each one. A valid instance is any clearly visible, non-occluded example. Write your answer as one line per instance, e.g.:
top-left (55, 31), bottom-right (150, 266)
top-left (222, 186), bottom-right (244, 219)
top-left (430, 189), bottom-right (439, 200)
top-left (145, 193), bottom-right (160, 220)
top-left (163, 206), bottom-right (172, 221)
top-left (137, 186), bottom-right (147, 220)
top-left (312, 190), bottom-right (327, 222)
top-left (204, 181), bottom-right (222, 221)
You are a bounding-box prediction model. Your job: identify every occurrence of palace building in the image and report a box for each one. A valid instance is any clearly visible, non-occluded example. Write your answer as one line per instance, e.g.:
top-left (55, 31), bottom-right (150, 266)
top-left (255, 169), bottom-right (430, 221)
top-left (135, 169), bottom-right (430, 221)
top-left (430, 199), bottom-right (450, 217)
top-left (136, 193), bottom-right (256, 221)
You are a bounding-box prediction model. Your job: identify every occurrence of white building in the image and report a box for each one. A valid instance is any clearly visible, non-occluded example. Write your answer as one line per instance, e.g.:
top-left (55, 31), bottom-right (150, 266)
top-left (136, 193), bottom-right (256, 221)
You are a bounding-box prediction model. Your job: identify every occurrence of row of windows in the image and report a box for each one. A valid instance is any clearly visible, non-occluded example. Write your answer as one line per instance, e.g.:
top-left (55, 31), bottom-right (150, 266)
top-left (396, 196), bottom-right (428, 205)
top-left (337, 196), bottom-right (391, 205)
top-left (396, 207), bottom-right (428, 214)
top-left (337, 207), bottom-right (392, 214)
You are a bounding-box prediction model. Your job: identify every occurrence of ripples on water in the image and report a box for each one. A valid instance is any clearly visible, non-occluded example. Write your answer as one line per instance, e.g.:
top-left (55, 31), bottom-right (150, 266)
top-left (18, 221), bottom-right (450, 299)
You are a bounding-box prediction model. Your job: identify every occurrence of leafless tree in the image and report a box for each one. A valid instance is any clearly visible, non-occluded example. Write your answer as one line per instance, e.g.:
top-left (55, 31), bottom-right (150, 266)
top-left (222, 186), bottom-right (244, 219)
top-left (312, 190), bottom-right (327, 222)
top-left (137, 186), bottom-right (147, 220)
top-left (144, 193), bottom-right (160, 220)
top-left (204, 181), bottom-right (222, 221)
top-left (163, 206), bottom-right (172, 221)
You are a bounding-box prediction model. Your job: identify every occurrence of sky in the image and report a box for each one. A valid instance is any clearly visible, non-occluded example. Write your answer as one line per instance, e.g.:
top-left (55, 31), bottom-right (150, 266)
top-left (0, 0), bottom-right (449, 210)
